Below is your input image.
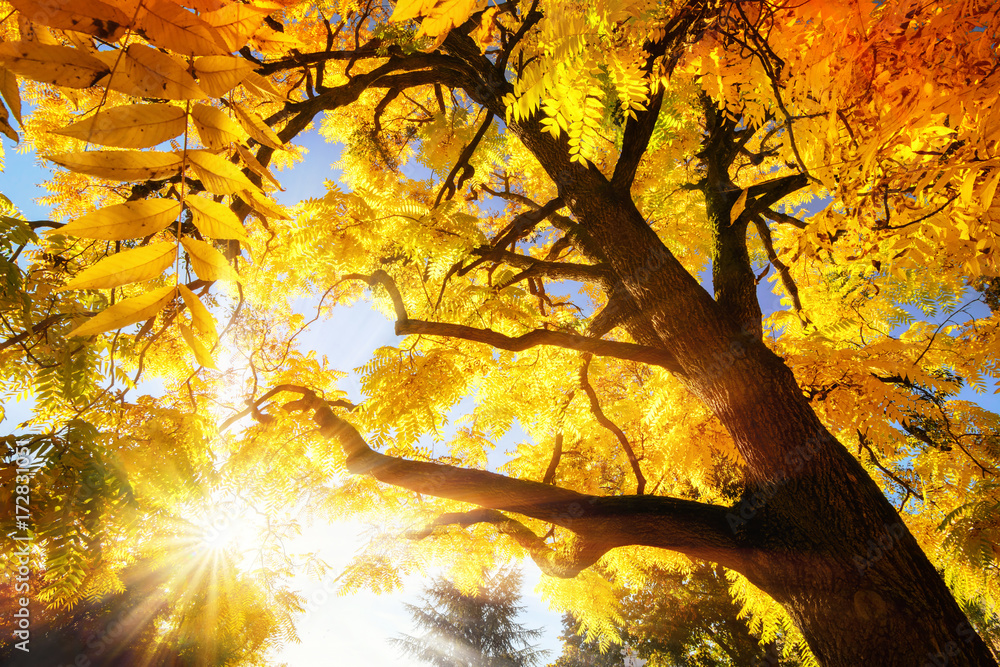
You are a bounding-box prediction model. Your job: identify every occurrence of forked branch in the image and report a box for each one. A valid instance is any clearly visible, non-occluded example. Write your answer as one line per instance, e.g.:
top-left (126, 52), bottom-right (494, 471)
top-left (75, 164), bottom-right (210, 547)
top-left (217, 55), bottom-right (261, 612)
top-left (342, 271), bottom-right (683, 372)
top-left (273, 386), bottom-right (752, 575)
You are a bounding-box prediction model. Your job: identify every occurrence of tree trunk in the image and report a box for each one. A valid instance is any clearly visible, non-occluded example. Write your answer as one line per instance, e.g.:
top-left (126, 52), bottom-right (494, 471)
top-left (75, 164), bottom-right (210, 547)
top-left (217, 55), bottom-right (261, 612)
top-left (554, 180), bottom-right (997, 665)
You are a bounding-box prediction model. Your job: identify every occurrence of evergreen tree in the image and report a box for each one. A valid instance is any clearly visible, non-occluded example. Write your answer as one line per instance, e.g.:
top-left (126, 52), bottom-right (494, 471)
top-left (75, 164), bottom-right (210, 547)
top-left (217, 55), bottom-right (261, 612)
top-left (392, 568), bottom-right (548, 667)
top-left (550, 613), bottom-right (625, 667)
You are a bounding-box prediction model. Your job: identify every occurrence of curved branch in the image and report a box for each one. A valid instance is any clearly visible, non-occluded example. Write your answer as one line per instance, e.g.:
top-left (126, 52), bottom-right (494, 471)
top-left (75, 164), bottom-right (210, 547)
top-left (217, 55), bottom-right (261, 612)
top-left (280, 386), bottom-right (752, 573)
top-left (407, 508), bottom-right (603, 578)
top-left (579, 354), bottom-right (646, 495)
top-left (343, 271), bottom-right (682, 371)
top-left (752, 215), bottom-right (807, 320)
top-left (0, 314), bottom-right (72, 353)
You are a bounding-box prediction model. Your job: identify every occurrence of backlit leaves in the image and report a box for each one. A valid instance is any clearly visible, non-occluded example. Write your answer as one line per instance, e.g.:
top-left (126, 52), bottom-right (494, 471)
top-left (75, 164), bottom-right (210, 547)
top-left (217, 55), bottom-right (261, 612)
top-left (186, 149), bottom-right (258, 195)
top-left (137, 0), bottom-right (230, 57)
top-left (179, 321), bottom-right (217, 368)
top-left (0, 42), bottom-right (109, 88)
top-left (192, 55), bottom-right (255, 97)
top-left (5, 0), bottom-right (129, 41)
top-left (230, 102), bottom-right (282, 149)
top-left (60, 242), bottom-right (177, 291)
top-left (56, 199), bottom-right (182, 240)
top-left (52, 104), bottom-right (186, 149)
top-left (47, 150), bottom-right (184, 181)
top-left (185, 194), bottom-right (248, 241)
top-left (68, 284), bottom-right (177, 337)
top-left (191, 103), bottom-right (246, 149)
top-left (180, 237), bottom-right (240, 282)
top-left (179, 284), bottom-right (217, 339)
top-left (99, 44), bottom-right (207, 100)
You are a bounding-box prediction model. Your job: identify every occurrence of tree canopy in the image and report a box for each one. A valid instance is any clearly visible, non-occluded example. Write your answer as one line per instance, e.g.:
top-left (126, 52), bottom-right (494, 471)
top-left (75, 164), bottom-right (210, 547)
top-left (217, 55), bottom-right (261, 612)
top-left (1, 0), bottom-right (999, 664)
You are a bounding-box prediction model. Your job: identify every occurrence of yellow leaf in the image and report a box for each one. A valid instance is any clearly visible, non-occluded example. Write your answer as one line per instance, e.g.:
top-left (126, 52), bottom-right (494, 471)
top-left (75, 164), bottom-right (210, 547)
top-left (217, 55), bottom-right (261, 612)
top-left (981, 169), bottom-right (1000, 211)
top-left (251, 25), bottom-right (306, 53)
top-left (186, 149), bottom-right (257, 195)
top-left (0, 42), bottom-right (109, 89)
top-left (52, 104), bottom-right (186, 149)
top-left (6, 0), bottom-right (130, 41)
top-left (60, 242), bottom-right (177, 291)
top-left (230, 102), bottom-right (282, 149)
top-left (97, 44), bottom-right (207, 100)
top-left (179, 284), bottom-right (217, 339)
top-left (471, 6), bottom-right (498, 54)
top-left (235, 143), bottom-right (283, 190)
top-left (391, 0), bottom-right (477, 49)
top-left (240, 71), bottom-right (284, 101)
top-left (179, 321), bottom-right (218, 368)
top-left (185, 194), bottom-right (248, 241)
top-left (69, 284), bottom-right (176, 337)
top-left (47, 150), bottom-right (184, 181)
top-left (193, 55), bottom-right (254, 97)
top-left (191, 103), bottom-right (246, 149)
top-left (241, 188), bottom-right (289, 220)
top-left (181, 236), bottom-right (239, 282)
top-left (0, 67), bottom-right (21, 125)
top-left (960, 167), bottom-right (978, 208)
top-left (730, 188), bottom-right (748, 225)
top-left (57, 199), bottom-right (181, 240)
top-left (137, 0), bottom-right (230, 56)
top-left (0, 109), bottom-right (18, 143)
top-left (201, 4), bottom-right (270, 52)
top-left (158, 0), bottom-right (226, 12)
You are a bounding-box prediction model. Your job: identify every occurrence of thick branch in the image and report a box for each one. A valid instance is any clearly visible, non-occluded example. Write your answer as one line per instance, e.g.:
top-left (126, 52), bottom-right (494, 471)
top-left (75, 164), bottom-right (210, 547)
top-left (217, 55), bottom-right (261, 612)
top-left (611, 89), bottom-right (664, 192)
top-left (480, 250), bottom-right (608, 285)
top-left (344, 270), bottom-right (682, 371)
top-left (280, 387), bottom-right (750, 573)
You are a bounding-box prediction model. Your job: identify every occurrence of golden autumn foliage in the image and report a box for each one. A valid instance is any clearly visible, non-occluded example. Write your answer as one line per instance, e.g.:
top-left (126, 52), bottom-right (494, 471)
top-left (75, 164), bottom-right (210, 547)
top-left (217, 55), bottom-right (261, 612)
top-left (0, 0), bottom-right (998, 664)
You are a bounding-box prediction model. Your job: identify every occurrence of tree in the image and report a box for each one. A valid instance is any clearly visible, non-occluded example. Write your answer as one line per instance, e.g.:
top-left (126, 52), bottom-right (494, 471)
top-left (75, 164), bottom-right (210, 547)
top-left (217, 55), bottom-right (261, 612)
top-left (0, 0), bottom-right (999, 665)
top-left (551, 563), bottom-right (803, 667)
top-left (550, 613), bottom-right (627, 667)
top-left (391, 568), bottom-right (548, 667)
